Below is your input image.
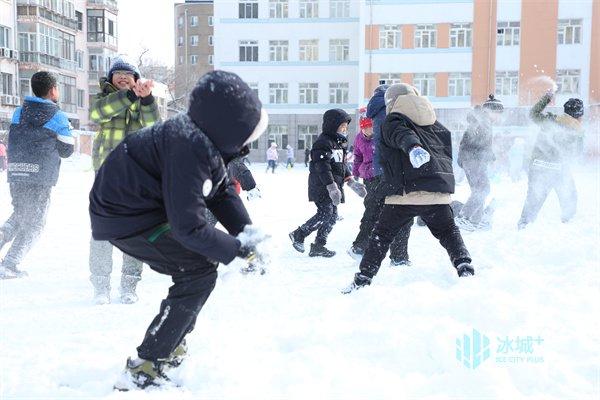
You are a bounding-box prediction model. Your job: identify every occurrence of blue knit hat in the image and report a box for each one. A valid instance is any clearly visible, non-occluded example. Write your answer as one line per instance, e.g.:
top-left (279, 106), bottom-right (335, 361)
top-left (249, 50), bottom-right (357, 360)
top-left (108, 57), bottom-right (140, 82)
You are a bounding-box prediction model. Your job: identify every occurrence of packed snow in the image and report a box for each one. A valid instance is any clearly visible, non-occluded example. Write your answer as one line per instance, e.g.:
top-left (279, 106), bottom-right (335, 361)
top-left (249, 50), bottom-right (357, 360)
top-left (1, 154), bottom-right (598, 399)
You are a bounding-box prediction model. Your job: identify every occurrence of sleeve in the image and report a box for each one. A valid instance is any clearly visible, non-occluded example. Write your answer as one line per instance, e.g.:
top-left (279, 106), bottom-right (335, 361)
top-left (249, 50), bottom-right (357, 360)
top-left (382, 115), bottom-right (422, 154)
top-left (227, 159), bottom-right (257, 191)
top-left (90, 90), bottom-right (137, 124)
top-left (162, 140), bottom-right (243, 264)
top-left (45, 111), bottom-right (74, 158)
top-left (139, 94), bottom-right (162, 127)
top-left (206, 179), bottom-right (252, 236)
top-left (352, 138), bottom-right (363, 178)
top-left (530, 93), bottom-right (556, 125)
top-left (311, 139), bottom-right (335, 186)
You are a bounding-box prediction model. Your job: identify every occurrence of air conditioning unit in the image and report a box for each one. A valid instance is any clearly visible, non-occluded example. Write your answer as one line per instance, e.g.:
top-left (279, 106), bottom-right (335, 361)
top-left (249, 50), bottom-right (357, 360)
top-left (10, 49), bottom-right (19, 60)
top-left (11, 96), bottom-right (21, 106)
top-left (0, 48), bottom-right (7, 58)
top-left (1, 95), bottom-right (11, 106)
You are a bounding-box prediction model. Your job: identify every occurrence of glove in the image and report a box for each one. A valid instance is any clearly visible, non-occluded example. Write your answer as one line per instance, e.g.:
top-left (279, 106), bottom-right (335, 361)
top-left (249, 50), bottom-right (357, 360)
top-left (246, 187), bottom-right (261, 201)
top-left (236, 225), bottom-right (270, 272)
top-left (326, 183), bottom-right (342, 206)
top-left (409, 146), bottom-right (430, 168)
top-left (347, 178), bottom-right (367, 198)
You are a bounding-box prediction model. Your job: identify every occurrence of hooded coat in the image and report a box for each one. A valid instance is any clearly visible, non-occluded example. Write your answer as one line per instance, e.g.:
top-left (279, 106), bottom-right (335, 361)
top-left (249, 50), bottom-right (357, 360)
top-left (89, 71), bottom-right (266, 265)
top-left (366, 85), bottom-right (388, 176)
top-left (308, 109), bottom-right (352, 203)
top-left (457, 110), bottom-right (495, 168)
top-left (8, 96), bottom-right (74, 186)
top-left (379, 86), bottom-right (455, 199)
top-left (352, 131), bottom-right (375, 180)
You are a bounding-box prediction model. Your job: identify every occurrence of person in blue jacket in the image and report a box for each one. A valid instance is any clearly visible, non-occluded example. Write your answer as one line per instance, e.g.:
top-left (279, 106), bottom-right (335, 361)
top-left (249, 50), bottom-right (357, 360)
top-left (0, 71), bottom-right (74, 279)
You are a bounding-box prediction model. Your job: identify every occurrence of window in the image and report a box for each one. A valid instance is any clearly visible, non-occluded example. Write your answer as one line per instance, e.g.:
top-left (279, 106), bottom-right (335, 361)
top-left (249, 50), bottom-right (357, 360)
top-left (297, 125), bottom-right (319, 150)
top-left (557, 70), bottom-right (580, 94)
top-left (497, 21), bottom-right (520, 46)
top-left (76, 11), bottom-right (83, 31)
top-left (329, 82), bottom-right (349, 104)
top-left (269, 83), bottom-right (288, 104)
top-left (190, 35), bottom-right (199, 46)
top-left (178, 16), bottom-right (184, 27)
top-left (208, 55), bottom-right (213, 65)
top-left (329, 39), bottom-right (349, 62)
top-left (190, 55), bottom-right (198, 65)
top-left (379, 25), bottom-right (402, 49)
top-left (75, 50), bottom-right (84, 69)
top-left (379, 73), bottom-right (402, 86)
top-left (190, 16), bottom-right (199, 27)
top-left (299, 83), bottom-right (318, 104)
top-left (495, 71), bottom-right (519, 96)
top-left (268, 125), bottom-right (289, 148)
top-left (18, 33), bottom-right (36, 52)
top-left (59, 74), bottom-right (76, 112)
top-left (413, 73), bottom-right (436, 96)
top-left (330, 0), bottom-right (350, 18)
top-left (0, 73), bottom-right (13, 95)
top-left (415, 24), bottom-right (436, 48)
top-left (450, 23), bottom-right (472, 48)
top-left (20, 78), bottom-right (31, 98)
top-left (239, 1), bottom-right (258, 19)
top-left (178, 36), bottom-right (183, 46)
top-left (299, 39), bottom-right (318, 61)
top-left (448, 72), bottom-right (471, 96)
top-left (239, 40), bottom-right (258, 62)
top-left (87, 9), bottom-right (117, 45)
top-left (179, 55), bottom-right (184, 65)
top-left (557, 19), bottom-right (582, 45)
top-left (300, 0), bottom-right (318, 18)
top-left (209, 35), bottom-right (214, 46)
top-left (248, 82), bottom-right (259, 98)
top-left (108, 20), bottom-right (115, 36)
top-left (0, 26), bottom-right (10, 48)
top-left (77, 89), bottom-right (85, 108)
top-left (208, 16), bottom-right (214, 26)
top-left (269, 0), bottom-right (288, 18)
top-left (269, 40), bottom-right (288, 61)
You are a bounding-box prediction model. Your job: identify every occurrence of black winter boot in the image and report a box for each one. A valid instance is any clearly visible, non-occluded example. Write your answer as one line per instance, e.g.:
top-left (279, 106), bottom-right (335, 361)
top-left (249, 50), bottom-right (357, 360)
top-left (456, 262), bottom-right (475, 277)
top-left (309, 243), bottom-right (336, 258)
top-left (341, 273), bottom-right (372, 294)
top-left (289, 229), bottom-right (306, 253)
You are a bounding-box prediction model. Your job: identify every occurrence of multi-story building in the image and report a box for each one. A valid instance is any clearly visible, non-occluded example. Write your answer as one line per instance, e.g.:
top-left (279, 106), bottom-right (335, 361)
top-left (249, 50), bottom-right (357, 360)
top-left (212, 0), bottom-right (599, 161)
top-left (214, 0), bottom-right (360, 161)
top-left (174, 0), bottom-right (214, 109)
top-left (0, 0), bottom-right (20, 131)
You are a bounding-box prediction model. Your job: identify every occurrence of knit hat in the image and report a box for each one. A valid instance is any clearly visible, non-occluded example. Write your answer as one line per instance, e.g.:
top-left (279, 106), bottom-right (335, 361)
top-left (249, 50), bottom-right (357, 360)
top-left (188, 70), bottom-right (267, 157)
top-left (108, 57), bottom-right (141, 82)
top-left (359, 116), bottom-right (373, 129)
top-left (482, 94), bottom-right (504, 112)
top-left (563, 98), bottom-right (584, 119)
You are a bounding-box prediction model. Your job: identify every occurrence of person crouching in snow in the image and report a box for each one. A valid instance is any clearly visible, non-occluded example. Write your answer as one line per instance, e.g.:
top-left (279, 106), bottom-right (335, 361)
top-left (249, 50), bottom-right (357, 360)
top-left (342, 84), bottom-right (474, 293)
top-left (517, 92), bottom-right (584, 229)
top-left (266, 142), bottom-right (278, 173)
top-left (289, 109), bottom-right (367, 257)
top-left (89, 71), bottom-right (270, 390)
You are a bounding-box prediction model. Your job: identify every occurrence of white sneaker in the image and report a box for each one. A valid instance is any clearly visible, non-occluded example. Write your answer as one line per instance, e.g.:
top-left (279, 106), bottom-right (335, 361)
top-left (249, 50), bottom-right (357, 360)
top-left (120, 292), bottom-right (139, 304)
top-left (94, 292), bottom-right (111, 305)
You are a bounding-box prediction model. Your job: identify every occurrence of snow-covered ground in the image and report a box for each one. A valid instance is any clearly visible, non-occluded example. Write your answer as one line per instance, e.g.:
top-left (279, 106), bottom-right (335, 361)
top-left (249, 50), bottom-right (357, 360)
top-left (1, 156), bottom-right (598, 399)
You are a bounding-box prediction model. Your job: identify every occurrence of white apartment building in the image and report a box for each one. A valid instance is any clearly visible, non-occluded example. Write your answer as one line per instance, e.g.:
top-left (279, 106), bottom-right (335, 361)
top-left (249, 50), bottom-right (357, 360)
top-left (0, 0), bottom-right (20, 131)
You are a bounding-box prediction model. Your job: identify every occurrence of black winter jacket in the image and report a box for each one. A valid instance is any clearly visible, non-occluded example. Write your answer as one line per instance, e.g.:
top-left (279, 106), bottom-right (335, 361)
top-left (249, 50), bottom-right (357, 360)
top-left (366, 86), bottom-right (387, 176)
top-left (379, 113), bottom-right (455, 195)
top-left (457, 111), bottom-right (495, 168)
top-left (308, 109), bottom-right (352, 203)
top-left (89, 113), bottom-right (252, 265)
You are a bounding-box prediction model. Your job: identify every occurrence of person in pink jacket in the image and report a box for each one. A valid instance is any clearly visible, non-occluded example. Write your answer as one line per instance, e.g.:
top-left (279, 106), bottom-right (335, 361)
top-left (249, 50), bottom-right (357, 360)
top-left (266, 142), bottom-right (278, 173)
top-left (0, 141), bottom-right (7, 171)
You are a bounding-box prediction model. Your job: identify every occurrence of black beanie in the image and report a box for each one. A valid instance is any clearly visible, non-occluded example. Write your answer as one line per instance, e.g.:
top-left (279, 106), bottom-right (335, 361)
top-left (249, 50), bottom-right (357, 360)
top-left (188, 71), bottom-right (263, 157)
top-left (563, 98), bottom-right (584, 119)
top-left (482, 94), bottom-right (504, 112)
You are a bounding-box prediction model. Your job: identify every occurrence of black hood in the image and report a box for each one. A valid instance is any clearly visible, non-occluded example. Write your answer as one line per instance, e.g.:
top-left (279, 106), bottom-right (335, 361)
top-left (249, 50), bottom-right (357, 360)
top-left (188, 71), bottom-right (264, 159)
top-left (322, 108), bottom-right (351, 136)
top-left (21, 98), bottom-right (59, 127)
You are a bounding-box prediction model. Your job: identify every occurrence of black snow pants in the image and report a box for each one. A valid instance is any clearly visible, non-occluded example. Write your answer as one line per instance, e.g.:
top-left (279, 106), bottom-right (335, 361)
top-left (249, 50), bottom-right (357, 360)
top-left (111, 224), bottom-right (218, 361)
top-left (460, 159), bottom-right (491, 225)
top-left (0, 183), bottom-right (51, 269)
top-left (360, 204), bottom-right (471, 278)
top-left (518, 163), bottom-right (577, 226)
top-left (298, 198), bottom-right (338, 246)
top-left (352, 176), bottom-right (413, 261)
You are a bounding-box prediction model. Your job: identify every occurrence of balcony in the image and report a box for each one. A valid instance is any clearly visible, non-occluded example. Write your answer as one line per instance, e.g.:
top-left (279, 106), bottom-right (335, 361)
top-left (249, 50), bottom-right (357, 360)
top-left (19, 51), bottom-right (77, 71)
top-left (87, 0), bottom-right (118, 12)
top-left (17, 2), bottom-right (78, 31)
top-left (87, 32), bottom-right (117, 48)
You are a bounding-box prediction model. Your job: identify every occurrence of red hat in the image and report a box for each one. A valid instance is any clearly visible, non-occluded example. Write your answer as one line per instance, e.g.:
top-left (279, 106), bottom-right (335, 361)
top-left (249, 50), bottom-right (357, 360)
top-left (359, 117), bottom-right (373, 129)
